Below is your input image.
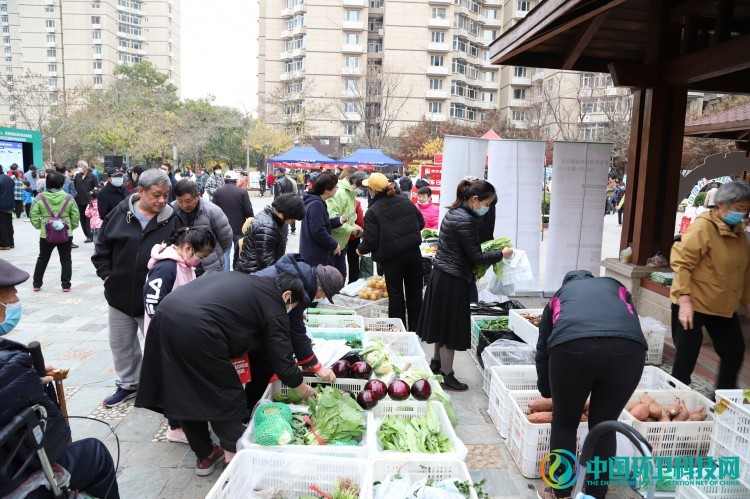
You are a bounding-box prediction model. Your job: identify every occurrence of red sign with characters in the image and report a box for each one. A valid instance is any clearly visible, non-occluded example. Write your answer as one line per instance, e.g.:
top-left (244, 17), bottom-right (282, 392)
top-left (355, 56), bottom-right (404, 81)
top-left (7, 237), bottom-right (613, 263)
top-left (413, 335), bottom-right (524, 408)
top-left (411, 162), bottom-right (443, 205)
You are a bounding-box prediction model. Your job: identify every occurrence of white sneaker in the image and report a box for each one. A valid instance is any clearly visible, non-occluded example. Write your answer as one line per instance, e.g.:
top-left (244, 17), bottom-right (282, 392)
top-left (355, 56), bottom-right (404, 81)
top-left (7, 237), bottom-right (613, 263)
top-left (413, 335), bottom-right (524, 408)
top-left (166, 426), bottom-right (189, 444)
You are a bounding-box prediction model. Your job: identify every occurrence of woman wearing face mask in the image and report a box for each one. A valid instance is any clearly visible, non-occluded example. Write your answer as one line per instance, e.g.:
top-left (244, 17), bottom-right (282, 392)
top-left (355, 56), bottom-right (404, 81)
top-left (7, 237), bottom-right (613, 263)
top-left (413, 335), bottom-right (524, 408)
top-left (325, 167), bottom-right (367, 279)
top-left (417, 179), bottom-right (513, 391)
top-left (135, 272), bottom-right (317, 476)
top-left (670, 180), bottom-right (750, 390)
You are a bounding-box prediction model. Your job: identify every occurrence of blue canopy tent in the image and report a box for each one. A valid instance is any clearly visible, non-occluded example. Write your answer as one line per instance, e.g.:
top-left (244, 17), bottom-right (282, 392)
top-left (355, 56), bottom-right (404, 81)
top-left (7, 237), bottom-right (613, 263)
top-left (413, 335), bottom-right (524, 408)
top-left (267, 146), bottom-right (337, 170)
top-left (336, 148), bottom-right (402, 171)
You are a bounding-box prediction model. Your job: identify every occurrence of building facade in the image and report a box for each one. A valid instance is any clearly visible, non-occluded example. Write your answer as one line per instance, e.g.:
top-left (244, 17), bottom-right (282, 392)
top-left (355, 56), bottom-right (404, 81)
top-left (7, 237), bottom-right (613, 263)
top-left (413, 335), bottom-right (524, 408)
top-left (258, 0), bottom-right (539, 155)
top-left (0, 0), bottom-right (180, 127)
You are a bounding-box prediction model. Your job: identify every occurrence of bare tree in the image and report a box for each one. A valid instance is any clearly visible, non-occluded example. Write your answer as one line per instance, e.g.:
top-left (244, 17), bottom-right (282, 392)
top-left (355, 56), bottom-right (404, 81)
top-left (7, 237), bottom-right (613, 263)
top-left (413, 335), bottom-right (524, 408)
top-left (262, 76), bottom-right (332, 144)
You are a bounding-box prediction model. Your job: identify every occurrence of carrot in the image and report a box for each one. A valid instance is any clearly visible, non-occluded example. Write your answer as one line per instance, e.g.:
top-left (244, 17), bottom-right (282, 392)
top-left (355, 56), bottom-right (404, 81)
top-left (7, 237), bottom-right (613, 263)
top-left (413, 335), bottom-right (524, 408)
top-left (648, 400), bottom-right (663, 419)
top-left (630, 403), bottom-right (650, 421)
top-left (529, 398), bottom-right (553, 412)
top-left (673, 400), bottom-right (690, 421)
top-left (527, 412), bottom-right (553, 424)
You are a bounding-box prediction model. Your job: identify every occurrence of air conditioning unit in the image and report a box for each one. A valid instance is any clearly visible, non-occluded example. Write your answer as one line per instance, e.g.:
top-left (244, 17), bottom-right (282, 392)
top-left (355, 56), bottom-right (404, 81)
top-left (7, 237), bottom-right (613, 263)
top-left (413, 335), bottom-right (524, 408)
top-left (378, 28), bottom-right (384, 36)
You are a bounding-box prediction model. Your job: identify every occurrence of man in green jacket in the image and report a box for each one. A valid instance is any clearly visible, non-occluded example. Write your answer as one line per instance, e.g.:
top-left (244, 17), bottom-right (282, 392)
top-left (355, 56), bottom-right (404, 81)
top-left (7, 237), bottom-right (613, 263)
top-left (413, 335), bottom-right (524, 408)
top-left (326, 169), bottom-right (366, 279)
top-left (30, 171), bottom-right (80, 291)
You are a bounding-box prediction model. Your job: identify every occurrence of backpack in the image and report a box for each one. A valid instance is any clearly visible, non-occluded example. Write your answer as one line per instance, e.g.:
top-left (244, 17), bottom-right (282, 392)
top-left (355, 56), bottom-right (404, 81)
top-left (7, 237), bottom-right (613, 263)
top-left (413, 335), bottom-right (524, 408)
top-left (40, 194), bottom-right (72, 244)
top-left (399, 176), bottom-right (413, 192)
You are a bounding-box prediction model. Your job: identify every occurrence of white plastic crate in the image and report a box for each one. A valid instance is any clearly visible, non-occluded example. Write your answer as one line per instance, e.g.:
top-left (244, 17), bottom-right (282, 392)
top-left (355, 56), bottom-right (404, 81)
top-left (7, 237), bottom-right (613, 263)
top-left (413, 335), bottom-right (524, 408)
top-left (207, 449), bottom-right (368, 499)
top-left (508, 308), bottom-right (543, 346)
top-left (471, 314), bottom-right (508, 341)
top-left (327, 295), bottom-right (389, 318)
top-left (363, 458), bottom-right (478, 499)
top-left (637, 366), bottom-right (690, 391)
top-left (675, 482), bottom-right (750, 499)
top-left (371, 400), bottom-right (468, 460)
top-left (469, 332), bottom-right (479, 367)
top-left (308, 329), bottom-right (365, 349)
top-left (645, 329), bottom-right (665, 365)
top-left (621, 390), bottom-right (714, 460)
top-left (364, 317), bottom-right (406, 332)
top-left (305, 314), bottom-right (365, 330)
top-left (710, 390), bottom-right (750, 487)
top-left (364, 331), bottom-right (425, 358)
top-left (480, 342), bottom-right (535, 394)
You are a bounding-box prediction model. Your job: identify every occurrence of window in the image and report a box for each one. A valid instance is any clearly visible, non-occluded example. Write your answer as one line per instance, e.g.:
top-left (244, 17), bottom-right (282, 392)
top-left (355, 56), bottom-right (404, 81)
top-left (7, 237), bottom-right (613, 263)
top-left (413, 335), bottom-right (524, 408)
top-left (483, 29), bottom-right (497, 41)
top-left (368, 17), bottom-right (383, 31)
top-left (1, 16), bottom-right (7, 23)
top-left (2, 46), bottom-right (9, 55)
top-left (344, 79), bottom-right (358, 91)
top-left (429, 78), bottom-right (443, 90)
top-left (513, 88), bottom-right (526, 99)
top-left (451, 60), bottom-right (480, 79)
top-left (93, 61), bottom-right (102, 70)
top-left (518, 1), bottom-right (531, 11)
top-left (482, 50), bottom-right (489, 61)
top-left (118, 24), bottom-right (141, 36)
top-left (119, 12), bottom-right (141, 25)
top-left (47, 34), bottom-right (55, 43)
top-left (49, 92), bottom-right (58, 103)
top-left (47, 49), bottom-right (56, 58)
top-left (343, 124), bottom-right (357, 136)
top-left (579, 123), bottom-right (606, 140)
top-left (2, 26), bottom-right (9, 34)
top-left (284, 57), bottom-right (305, 72)
top-left (345, 56), bottom-right (359, 68)
top-left (285, 81), bottom-right (304, 94)
top-left (482, 71), bottom-right (495, 82)
top-left (368, 0), bottom-right (383, 7)
top-left (514, 66), bottom-right (527, 77)
top-left (484, 9), bottom-right (497, 19)
top-left (4, 66), bottom-right (11, 74)
top-left (344, 101), bottom-right (356, 112)
top-left (49, 77), bottom-right (57, 87)
top-left (428, 102), bottom-right (442, 113)
top-left (91, 16), bottom-right (101, 24)
top-left (119, 52), bottom-right (141, 63)
top-left (480, 92), bottom-right (494, 102)
top-left (91, 2), bottom-right (101, 8)
top-left (365, 103), bottom-right (380, 117)
top-left (345, 10), bottom-right (359, 21)
top-left (453, 14), bottom-right (479, 35)
top-left (431, 8), bottom-right (446, 19)
top-left (48, 63), bottom-right (57, 72)
top-left (93, 75), bottom-right (102, 85)
top-left (367, 39), bottom-right (382, 53)
top-left (92, 31), bottom-right (101, 40)
top-left (45, 6), bottom-right (54, 13)
top-left (430, 55), bottom-right (444, 66)
top-left (452, 36), bottom-right (479, 57)
top-left (45, 20), bottom-right (55, 29)
top-left (345, 33), bottom-right (359, 45)
top-left (93, 45), bottom-right (102, 55)
top-left (119, 38), bottom-right (142, 50)
top-left (512, 110), bottom-right (525, 121)
top-left (431, 32), bottom-right (444, 43)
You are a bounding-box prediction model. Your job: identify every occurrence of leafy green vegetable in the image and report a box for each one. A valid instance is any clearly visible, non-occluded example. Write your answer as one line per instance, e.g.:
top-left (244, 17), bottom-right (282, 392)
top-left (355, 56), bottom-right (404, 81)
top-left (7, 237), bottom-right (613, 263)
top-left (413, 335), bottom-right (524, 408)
top-left (310, 386), bottom-right (366, 444)
top-left (432, 390), bottom-right (458, 427)
top-left (477, 317), bottom-right (509, 330)
top-left (421, 229), bottom-right (439, 240)
top-left (307, 308), bottom-right (356, 315)
top-left (377, 402), bottom-right (454, 454)
top-left (399, 368), bottom-right (443, 385)
top-left (345, 337), bottom-right (362, 349)
top-left (273, 389), bottom-right (303, 405)
top-left (473, 237), bottom-right (512, 280)
top-left (333, 477), bottom-right (360, 499)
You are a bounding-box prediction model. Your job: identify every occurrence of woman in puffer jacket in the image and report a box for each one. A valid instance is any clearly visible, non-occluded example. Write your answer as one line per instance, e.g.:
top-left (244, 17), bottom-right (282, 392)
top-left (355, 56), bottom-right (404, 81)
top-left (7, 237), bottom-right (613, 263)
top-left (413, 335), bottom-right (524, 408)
top-left (235, 193), bottom-right (305, 274)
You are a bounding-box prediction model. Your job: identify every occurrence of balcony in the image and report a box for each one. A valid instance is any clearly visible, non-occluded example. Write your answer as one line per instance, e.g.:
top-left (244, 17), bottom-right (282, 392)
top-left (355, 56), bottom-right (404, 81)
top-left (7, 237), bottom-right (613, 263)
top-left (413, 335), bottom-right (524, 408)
top-left (427, 18), bottom-right (450, 29)
top-left (94, 68), bottom-right (103, 74)
top-left (341, 44), bottom-right (363, 54)
top-left (479, 80), bottom-right (498, 89)
top-left (340, 136), bottom-right (353, 144)
top-left (342, 20), bottom-right (364, 30)
top-left (281, 7), bottom-right (292, 16)
top-left (342, 0), bottom-right (365, 7)
top-left (48, 86), bottom-right (58, 92)
top-left (425, 113), bottom-right (447, 122)
top-left (93, 38), bottom-right (102, 44)
top-left (48, 56), bottom-right (56, 62)
top-left (47, 41), bottom-right (56, 47)
top-left (94, 53), bottom-right (102, 59)
top-left (451, 95), bottom-right (466, 105)
top-left (606, 86), bottom-right (618, 96)
top-left (46, 26), bottom-right (55, 33)
top-left (340, 112), bottom-right (362, 122)
top-left (48, 70), bottom-right (57, 76)
top-left (483, 17), bottom-right (502, 27)
top-left (484, 0), bottom-right (501, 4)
top-left (94, 83), bottom-right (103, 90)
top-left (426, 65), bottom-right (449, 76)
top-left (280, 70), bottom-right (304, 81)
top-left (425, 90), bottom-right (448, 99)
top-left (292, 3), bottom-right (305, 14)
top-left (92, 23), bottom-right (101, 29)
top-left (531, 71), bottom-right (544, 82)
top-left (427, 42), bottom-right (449, 52)
top-left (477, 101), bottom-right (496, 110)
top-left (452, 72), bottom-right (466, 82)
top-left (512, 76), bottom-right (531, 86)
top-left (511, 120), bottom-right (527, 129)
top-left (340, 67), bottom-right (362, 76)
top-left (281, 30), bottom-right (292, 39)
top-left (511, 99), bottom-right (530, 107)
top-left (515, 10), bottom-right (529, 19)
top-left (292, 25), bottom-right (306, 36)
top-left (429, 0), bottom-right (451, 4)
top-left (341, 89), bottom-right (359, 99)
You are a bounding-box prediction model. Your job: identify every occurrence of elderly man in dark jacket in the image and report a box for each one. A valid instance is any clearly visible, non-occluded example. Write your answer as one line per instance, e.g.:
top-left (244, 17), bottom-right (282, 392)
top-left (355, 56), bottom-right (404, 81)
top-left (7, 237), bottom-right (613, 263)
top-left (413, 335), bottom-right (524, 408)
top-left (97, 168), bottom-right (129, 221)
top-left (171, 179), bottom-right (233, 273)
top-left (91, 168), bottom-right (181, 408)
top-left (247, 254), bottom-right (344, 409)
top-left (136, 272), bottom-right (317, 475)
top-left (0, 259), bottom-right (119, 498)
top-left (212, 170), bottom-right (253, 270)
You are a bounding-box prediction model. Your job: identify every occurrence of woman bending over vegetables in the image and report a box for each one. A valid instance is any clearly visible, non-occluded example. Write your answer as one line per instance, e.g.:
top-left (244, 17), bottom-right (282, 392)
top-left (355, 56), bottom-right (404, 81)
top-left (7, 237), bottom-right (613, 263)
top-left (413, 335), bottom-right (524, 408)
top-left (417, 179), bottom-right (512, 391)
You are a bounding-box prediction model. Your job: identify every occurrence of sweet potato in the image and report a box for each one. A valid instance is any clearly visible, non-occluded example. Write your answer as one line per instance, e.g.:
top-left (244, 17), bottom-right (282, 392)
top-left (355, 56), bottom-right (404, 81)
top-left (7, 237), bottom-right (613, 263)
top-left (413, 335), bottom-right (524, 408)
top-left (625, 401), bottom-right (638, 411)
top-left (580, 414), bottom-right (588, 422)
top-left (640, 392), bottom-right (654, 406)
top-left (645, 417), bottom-right (658, 422)
top-left (527, 412), bottom-right (553, 424)
top-left (630, 403), bottom-right (650, 421)
top-left (667, 399), bottom-right (681, 417)
top-left (583, 400), bottom-right (590, 412)
top-left (673, 400), bottom-right (690, 421)
top-left (648, 400), bottom-right (663, 419)
top-left (529, 398), bottom-right (553, 412)
top-left (690, 407), bottom-right (706, 416)
top-left (689, 413), bottom-right (708, 421)
top-left (658, 411), bottom-right (671, 422)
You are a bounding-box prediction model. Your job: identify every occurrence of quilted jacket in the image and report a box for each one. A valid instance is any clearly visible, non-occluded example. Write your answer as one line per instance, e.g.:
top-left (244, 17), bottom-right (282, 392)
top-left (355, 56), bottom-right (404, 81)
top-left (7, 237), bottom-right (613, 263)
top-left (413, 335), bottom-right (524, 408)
top-left (235, 205), bottom-right (285, 274)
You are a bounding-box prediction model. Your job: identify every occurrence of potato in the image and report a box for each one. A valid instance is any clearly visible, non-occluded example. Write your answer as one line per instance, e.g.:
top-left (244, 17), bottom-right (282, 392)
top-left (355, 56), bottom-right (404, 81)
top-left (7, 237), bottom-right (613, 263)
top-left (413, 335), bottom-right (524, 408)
top-left (528, 398), bottom-right (553, 412)
top-left (527, 412), bottom-right (553, 424)
top-left (640, 392), bottom-right (654, 406)
top-left (648, 400), bottom-right (663, 419)
top-left (629, 403), bottom-right (650, 421)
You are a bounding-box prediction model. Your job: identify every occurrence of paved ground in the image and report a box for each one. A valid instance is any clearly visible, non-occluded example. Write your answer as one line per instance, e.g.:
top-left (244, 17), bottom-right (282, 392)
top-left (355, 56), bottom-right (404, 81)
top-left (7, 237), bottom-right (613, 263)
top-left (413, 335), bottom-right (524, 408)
top-left (2, 197), bottom-right (704, 498)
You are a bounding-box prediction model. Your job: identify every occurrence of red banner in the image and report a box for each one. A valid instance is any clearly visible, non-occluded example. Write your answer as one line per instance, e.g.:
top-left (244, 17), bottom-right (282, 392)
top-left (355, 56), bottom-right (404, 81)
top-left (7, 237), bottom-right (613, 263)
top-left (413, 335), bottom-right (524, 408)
top-left (411, 163), bottom-right (443, 205)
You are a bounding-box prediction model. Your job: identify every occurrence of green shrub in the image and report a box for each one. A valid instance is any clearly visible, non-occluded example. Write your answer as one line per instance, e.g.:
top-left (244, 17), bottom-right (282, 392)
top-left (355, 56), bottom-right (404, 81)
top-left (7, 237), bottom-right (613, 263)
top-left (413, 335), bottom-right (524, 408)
top-left (693, 192), bottom-right (706, 207)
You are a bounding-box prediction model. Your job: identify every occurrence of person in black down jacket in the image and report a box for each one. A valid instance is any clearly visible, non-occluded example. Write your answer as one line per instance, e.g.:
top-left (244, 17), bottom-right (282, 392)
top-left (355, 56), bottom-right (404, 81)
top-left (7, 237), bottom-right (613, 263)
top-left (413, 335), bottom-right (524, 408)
top-left (357, 173), bottom-right (425, 330)
top-left (534, 270), bottom-right (646, 499)
top-left (91, 168), bottom-right (181, 408)
top-left (418, 179), bottom-right (513, 391)
top-left (235, 193), bottom-right (305, 274)
top-left (212, 170), bottom-right (254, 271)
top-left (299, 172), bottom-right (343, 267)
top-left (97, 168), bottom-right (130, 222)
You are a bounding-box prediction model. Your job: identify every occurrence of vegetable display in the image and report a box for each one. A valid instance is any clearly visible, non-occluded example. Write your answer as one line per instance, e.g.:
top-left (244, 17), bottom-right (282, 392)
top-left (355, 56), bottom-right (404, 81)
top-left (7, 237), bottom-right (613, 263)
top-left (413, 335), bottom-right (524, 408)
top-left (374, 474), bottom-right (487, 499)
top-left (364, 320), bottom-right (402, 332)
top-left (421, 229), bottom-right (439, 240)
top-left (473, 237), bottom-right (512, 280)
top-left (476, 317), bottom-right (509, 331)
top-left (520, 312), bottom-right (542, 327)
top-left (626, 393), bottom-right (708, 422)
top-left (361, 340), bottom-right (395, 377)
top-left (310, 386), bottom-right (367, 444)
top-left (377, 402), bottom-right (454, 454)
top-left (525, 397), bottom-right (589, 423)
top-left (333, 477), bottom-right (361, 499)
top-left (359, 276), bottom-right (388, 300)
top-left (307, 308), bottom-right (356, 315)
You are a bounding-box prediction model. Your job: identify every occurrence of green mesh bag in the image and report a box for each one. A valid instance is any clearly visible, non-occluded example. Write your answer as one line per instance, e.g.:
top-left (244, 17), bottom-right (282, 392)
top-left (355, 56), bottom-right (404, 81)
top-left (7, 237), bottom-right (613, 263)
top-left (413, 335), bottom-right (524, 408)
top-left (254, 402), bottom-right (293, 426)
top-left (254, 418), bottom-right (294, 446)
top-left (331, 439), bottom-right (358, 446)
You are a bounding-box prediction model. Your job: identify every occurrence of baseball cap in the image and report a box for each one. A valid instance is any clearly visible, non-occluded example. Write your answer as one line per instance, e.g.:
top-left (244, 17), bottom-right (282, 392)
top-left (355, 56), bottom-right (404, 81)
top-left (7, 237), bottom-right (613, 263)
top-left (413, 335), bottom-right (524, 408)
top-left (224, 170), bottom-right (239, 181)
top-left (277, 166), bottom-right (287, 174)
top-left (349, 170), bottom-right (369, 186)
top-left (363, 172), bottom-right (389, 192)
top-left (107, 168), bottom-right (124, 176)
top-left (315, 265), bottom-right (344, 304)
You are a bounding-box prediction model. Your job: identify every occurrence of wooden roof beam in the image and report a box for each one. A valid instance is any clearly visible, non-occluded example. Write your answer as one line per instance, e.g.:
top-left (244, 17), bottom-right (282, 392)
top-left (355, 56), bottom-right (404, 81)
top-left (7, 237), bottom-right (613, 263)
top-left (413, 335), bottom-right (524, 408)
top-left (562, 12), bottom-right (609, 70)
top-left (668, 0), bottom-right (718, 24)
top-left (608, 62), bottom-right (656, 87)
top-left (663, 33), bottom-right (750, 85)
top-left (712, 0), bottom-right (735, 45)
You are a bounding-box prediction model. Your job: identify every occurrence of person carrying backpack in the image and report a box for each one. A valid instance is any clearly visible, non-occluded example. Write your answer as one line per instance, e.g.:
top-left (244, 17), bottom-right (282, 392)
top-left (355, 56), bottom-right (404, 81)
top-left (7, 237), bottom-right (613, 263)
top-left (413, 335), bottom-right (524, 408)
top-left (30, 171), bottom-right (80, 292)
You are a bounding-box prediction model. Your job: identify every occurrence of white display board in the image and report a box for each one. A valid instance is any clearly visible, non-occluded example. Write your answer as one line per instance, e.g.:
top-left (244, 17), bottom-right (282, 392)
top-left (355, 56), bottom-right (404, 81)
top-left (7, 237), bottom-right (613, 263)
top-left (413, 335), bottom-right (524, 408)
top-left (544, 142), bottom-right (612, 291)
top-left (487, 140), bottom-right (546, 291)
top-left (439, 135), bottom-right (488, 224)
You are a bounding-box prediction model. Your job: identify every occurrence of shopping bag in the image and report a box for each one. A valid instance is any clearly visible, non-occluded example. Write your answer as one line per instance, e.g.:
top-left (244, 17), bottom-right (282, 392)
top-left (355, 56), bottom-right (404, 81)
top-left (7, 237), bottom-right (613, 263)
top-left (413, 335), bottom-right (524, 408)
top-left (501, 249), bottom-right (533, 285)
top-left (489, 273), bottom-right (515, 296)
top-left (359, 255), bottom-right (373, 279)
top-left (231, 354), bottom-right (251, 385)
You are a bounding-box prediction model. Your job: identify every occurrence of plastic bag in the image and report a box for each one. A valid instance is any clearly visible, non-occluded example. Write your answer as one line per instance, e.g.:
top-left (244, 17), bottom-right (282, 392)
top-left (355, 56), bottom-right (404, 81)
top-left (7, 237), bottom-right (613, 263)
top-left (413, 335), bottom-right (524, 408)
top-left (359, 255), bottom-right (374, 279)
top-left (501, 249), bottom-right (533, 285)
top-left (639, 316), bottom-right (669, 338)
top-left (620, 246), bottom-right (632, 264)
top-left (489, 273), bottom-right (515, 296)
top-left (340, 278), bottom-right (368, 297)
top-left (485, 338), bottom-right (536, 364)
top-left (646, 251), bottom-right (668, 268)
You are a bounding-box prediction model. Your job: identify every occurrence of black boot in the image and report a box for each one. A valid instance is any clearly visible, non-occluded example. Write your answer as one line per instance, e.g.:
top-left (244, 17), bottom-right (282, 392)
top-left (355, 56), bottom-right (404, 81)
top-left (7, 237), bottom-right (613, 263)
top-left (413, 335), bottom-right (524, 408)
top-left (441, 371), bottom-right (468, 392)
top-left (429, 358), bottom-right (441, 374)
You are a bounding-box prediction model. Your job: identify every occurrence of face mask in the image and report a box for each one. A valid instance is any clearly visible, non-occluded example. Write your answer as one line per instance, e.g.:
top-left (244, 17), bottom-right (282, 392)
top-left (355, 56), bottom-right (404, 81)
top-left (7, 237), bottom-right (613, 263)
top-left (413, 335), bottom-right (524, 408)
top-left (0, 301), bottom-right (22, 335)
top-left (722, 210), bottom-right (745, 226)
top-left (474, 204), bottom-right (490, 216)
top-left (112, 177), bottom-right (124, 187)
top-left (418, 201), bottom-right (429, 206)
top-left (183, 249), bottom-right (202, 268)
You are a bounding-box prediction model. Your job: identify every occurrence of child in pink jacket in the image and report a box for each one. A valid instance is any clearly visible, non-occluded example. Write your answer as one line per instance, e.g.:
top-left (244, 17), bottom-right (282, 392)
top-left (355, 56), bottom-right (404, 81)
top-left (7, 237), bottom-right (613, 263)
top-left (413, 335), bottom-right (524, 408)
top-left (85, 188), bottom-right (103, 244)
top-left (416, 186), bottom-right (439, 230)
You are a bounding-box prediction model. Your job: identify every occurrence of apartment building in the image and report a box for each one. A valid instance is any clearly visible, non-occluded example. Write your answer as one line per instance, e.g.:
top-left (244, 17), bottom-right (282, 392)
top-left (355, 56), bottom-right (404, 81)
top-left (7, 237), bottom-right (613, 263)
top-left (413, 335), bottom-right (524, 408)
top-left (258, 0), bottom-right (538, 155)
top-left (0, 0), bottom-right (180, 127)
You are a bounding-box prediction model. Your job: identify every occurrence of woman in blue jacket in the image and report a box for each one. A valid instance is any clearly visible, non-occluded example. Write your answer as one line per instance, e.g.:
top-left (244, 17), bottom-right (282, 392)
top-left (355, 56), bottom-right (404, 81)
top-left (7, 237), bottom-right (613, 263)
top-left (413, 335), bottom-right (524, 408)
top-left (299, 172), bottom-right (346, 267)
